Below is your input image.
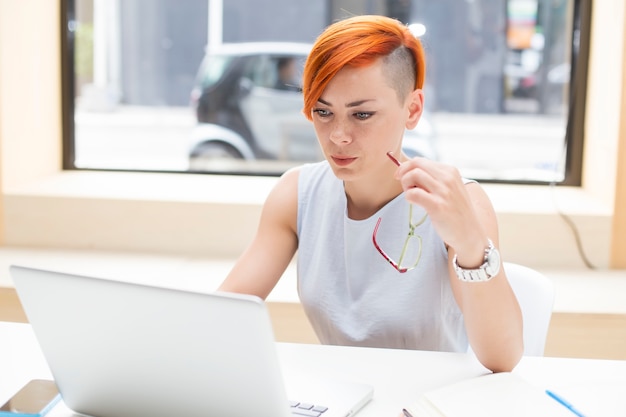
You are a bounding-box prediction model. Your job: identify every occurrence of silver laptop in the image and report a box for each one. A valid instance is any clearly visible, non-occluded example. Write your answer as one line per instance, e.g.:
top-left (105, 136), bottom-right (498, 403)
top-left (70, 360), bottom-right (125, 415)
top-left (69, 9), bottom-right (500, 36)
top-left (10, 265), bottom-right (373, 417)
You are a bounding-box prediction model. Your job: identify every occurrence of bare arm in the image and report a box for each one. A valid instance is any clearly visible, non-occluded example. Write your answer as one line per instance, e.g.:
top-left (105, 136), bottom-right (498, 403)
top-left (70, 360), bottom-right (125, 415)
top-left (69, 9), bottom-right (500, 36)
top-left (395, 157), bottom-right (523, 372)
top-left (447, 183), bottom-right (523, 372)
top-left (218, 168), bottom-right (300, 300)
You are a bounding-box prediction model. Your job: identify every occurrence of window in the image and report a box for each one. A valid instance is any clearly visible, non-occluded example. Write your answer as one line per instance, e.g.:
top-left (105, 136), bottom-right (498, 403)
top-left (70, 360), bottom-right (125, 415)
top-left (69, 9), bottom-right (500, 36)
top-left (63, 0), bottom-right (590, 184)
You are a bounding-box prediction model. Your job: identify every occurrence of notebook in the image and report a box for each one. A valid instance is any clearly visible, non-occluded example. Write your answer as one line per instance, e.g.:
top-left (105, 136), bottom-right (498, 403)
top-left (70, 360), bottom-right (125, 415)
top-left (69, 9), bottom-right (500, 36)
top-left (10, 265), bottom-right (373, 417)
top-left (403, 372), bottom-right (582, 417)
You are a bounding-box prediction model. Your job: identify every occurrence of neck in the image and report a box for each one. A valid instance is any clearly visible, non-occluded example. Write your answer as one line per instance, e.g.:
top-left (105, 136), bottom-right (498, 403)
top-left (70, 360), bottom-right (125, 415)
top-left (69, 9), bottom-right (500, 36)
top-left (344, 171), bottom-right (403, 220)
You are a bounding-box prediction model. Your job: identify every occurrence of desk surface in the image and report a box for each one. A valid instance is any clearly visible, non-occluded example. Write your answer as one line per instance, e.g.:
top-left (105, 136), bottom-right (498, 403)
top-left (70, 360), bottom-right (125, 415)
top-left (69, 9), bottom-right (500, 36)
top-left (1, 321), bottom-right (625, 417)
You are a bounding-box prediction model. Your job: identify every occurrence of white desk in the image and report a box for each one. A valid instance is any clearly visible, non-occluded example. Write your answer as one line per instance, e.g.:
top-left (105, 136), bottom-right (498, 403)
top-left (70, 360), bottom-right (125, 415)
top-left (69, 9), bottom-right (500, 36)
top-left (1, 321), bottom-right (625, 417)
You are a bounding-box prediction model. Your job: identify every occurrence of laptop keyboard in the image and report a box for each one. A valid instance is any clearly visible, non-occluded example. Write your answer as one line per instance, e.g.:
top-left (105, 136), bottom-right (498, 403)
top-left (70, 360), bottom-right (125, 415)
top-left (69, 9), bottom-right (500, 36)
top-left (290, 400), bottom-right (329, 416)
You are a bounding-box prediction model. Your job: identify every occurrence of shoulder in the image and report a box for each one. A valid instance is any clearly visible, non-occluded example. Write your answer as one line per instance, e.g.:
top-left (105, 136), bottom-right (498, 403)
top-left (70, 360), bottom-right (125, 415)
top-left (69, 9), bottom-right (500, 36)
top-left (463, 176), bottom-right (488, 198)
top-left (266, 165), bottom-right (301, 205)
top-left (268, 161), bottom-right (331, 200)
top-left (256, 167), bottom-right (302, 236)
top-left (462, 177), bottom-right (498, 221)
top-left (463, 177), bottom-right (489, 200)
top-left (266, 162), bottom-right (333, 235)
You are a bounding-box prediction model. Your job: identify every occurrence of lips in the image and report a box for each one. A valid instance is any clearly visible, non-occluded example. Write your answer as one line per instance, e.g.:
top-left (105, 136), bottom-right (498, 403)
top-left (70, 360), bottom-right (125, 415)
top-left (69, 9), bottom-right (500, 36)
top-left (331, 155), bottom-right (357, 166)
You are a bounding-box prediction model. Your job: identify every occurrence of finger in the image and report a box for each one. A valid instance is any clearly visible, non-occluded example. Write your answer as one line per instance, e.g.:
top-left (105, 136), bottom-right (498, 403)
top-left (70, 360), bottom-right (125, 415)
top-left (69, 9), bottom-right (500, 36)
top-left (398, 167), bottom-right (432, 193)
top-left (397, 161), bottom-right (442, 196)
top-left (404, 159), bottom-right (466, 199)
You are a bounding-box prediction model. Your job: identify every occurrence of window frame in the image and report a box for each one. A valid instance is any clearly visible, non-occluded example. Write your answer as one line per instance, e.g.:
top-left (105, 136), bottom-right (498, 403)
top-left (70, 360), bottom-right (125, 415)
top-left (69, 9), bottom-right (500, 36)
top-left (61, 0), bottom-right (76, 171)
top-left (60, 0), bottom-right (592, 186)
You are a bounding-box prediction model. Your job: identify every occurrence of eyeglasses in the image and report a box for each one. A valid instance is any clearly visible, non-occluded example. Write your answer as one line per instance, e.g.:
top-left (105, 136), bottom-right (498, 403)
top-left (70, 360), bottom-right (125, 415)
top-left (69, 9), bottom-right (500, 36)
top-left (372, 204), bottom-right (428, 273)
top-left (372, 151), bottom-right (428, 273)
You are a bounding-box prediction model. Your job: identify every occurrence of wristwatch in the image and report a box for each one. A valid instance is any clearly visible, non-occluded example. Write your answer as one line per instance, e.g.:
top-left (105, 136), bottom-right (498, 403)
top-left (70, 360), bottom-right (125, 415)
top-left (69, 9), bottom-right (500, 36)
top-left (453, 239), bottom-right (501, 282)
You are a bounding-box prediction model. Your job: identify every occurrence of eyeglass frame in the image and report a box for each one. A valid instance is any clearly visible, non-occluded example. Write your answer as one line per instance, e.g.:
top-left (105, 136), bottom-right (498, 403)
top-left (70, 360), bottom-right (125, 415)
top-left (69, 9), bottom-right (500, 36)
top-left (371, 151), bottom-right (428, 273)
top-left (372, 204), bottom-right (428, 273)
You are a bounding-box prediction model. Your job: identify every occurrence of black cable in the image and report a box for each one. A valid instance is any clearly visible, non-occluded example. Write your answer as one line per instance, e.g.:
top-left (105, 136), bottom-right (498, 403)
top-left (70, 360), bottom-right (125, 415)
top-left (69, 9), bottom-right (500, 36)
top-left (547, 0), bottom-right (597, 270)
top-left (549, 152), bottom-right (597, 270)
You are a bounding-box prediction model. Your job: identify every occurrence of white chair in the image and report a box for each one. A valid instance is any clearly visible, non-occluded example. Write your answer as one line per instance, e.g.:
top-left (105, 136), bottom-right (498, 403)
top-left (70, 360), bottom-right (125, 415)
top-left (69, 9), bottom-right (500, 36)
top-left (466, 262), bottom-right (555, 357)
top-left (504, 262), bottom-right (555, 356)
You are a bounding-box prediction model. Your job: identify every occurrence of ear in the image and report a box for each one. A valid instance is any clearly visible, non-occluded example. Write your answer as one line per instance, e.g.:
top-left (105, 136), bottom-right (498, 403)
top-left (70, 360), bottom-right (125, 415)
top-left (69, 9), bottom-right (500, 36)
top-left (405, 88), bottom-right (424, 130)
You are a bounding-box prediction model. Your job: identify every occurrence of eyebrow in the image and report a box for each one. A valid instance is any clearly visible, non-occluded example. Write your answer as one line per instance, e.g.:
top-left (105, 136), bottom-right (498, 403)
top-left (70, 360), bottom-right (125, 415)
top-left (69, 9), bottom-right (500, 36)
top-left (317, 98), bottom-right (375, 108)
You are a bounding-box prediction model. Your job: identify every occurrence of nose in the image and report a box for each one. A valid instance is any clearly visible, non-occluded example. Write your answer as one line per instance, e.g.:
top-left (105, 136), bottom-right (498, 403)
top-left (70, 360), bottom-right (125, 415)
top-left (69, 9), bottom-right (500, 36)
top-left (329, 120), bottom-right (352, 145)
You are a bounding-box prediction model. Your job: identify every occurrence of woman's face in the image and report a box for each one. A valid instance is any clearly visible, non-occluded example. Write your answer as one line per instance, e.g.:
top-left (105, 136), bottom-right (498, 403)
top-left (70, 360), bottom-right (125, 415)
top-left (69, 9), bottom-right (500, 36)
top-left (311, 59), bottom-right (422, 182)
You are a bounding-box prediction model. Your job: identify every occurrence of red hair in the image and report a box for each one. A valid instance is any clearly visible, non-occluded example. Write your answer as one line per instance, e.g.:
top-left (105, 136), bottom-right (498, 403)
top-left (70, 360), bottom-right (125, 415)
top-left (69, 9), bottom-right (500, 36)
top-left (302, 15), bottom-right (426, 120)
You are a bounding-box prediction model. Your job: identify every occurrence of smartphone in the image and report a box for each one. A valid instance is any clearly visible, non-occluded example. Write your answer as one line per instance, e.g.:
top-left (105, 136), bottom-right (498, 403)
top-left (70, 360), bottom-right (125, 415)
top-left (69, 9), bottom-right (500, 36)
top-left (0, 380), bottom-right (61, 417)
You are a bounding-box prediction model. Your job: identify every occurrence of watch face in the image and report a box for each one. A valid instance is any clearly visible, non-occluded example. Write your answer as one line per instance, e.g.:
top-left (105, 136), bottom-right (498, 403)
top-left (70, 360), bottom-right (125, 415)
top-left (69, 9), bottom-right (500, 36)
top-left (487, 247), bottom-right (501, 276)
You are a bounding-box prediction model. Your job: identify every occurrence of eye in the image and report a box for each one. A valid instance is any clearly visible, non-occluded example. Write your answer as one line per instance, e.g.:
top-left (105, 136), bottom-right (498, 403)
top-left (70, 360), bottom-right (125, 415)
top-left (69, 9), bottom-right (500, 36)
top-left (312, 108), bottom-right (332, 118)
top-left (354, 111), bottom-right (374, 120)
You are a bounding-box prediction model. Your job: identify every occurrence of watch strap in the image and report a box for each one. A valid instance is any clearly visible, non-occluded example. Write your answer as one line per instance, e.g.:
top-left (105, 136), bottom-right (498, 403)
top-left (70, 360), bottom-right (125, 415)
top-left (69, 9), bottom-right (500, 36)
top-left (453, 239), bottom-right (500, 282)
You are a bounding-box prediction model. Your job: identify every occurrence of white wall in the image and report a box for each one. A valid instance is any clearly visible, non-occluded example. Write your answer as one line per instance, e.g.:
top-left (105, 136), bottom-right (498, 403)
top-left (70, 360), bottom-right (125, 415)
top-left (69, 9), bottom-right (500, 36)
top-left (0, 0), bottom-right (623, 269)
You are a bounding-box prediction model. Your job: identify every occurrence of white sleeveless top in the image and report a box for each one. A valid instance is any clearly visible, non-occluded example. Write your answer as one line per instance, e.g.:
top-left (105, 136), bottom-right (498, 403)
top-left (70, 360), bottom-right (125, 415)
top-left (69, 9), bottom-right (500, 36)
top-left (296, 161), bottom-right (468, 352)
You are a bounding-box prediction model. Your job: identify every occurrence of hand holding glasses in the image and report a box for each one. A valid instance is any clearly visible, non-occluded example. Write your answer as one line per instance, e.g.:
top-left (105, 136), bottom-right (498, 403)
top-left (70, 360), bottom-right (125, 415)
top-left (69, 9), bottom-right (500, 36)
top-left (371, 152), bottom-right (428, 273)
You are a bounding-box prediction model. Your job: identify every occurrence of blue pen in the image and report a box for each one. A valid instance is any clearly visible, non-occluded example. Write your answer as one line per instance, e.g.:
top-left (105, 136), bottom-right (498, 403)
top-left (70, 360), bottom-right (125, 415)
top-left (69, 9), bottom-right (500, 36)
top-left (546, 389), bottom-right (587, 417)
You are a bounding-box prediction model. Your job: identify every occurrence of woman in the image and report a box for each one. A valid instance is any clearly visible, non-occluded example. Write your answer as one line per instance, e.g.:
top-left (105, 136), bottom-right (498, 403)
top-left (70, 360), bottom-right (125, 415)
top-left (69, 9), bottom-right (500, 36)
top-left (219, 15), bottom-right (523, 373)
